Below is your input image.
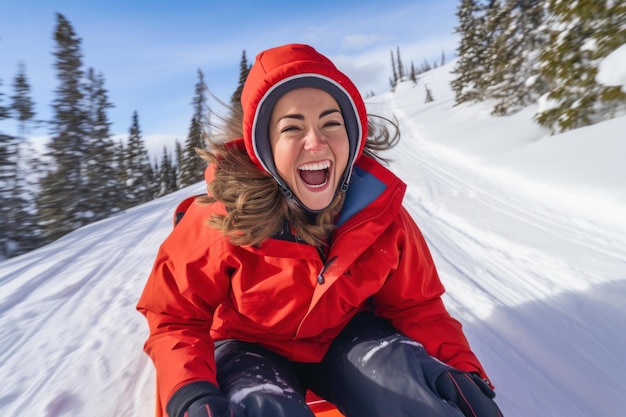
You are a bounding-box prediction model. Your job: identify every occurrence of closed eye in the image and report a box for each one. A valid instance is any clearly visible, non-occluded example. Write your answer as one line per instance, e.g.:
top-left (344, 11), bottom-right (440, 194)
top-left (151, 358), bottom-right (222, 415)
top-left (281, 125), bottom-right (301, 133)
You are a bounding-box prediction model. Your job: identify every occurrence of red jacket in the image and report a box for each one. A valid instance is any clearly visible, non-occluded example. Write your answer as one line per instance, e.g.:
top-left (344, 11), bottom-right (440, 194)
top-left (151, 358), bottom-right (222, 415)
top-left (137, 154), bottom-right (488, 415)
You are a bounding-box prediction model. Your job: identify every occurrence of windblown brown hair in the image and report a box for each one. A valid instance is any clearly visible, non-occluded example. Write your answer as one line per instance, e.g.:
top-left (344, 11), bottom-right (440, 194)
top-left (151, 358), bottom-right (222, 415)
top-left (196, 102), bottom-right (399, 248)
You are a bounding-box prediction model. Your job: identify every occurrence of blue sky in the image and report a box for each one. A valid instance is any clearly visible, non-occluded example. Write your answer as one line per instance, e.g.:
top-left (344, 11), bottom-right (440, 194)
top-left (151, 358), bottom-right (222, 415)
top-left (0, 0), bottom-right (460, 156)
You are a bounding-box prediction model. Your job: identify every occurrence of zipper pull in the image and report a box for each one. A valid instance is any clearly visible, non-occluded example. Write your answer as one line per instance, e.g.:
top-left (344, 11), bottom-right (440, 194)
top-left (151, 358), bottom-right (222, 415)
top-left (317, 256), bottom-right (337, 285)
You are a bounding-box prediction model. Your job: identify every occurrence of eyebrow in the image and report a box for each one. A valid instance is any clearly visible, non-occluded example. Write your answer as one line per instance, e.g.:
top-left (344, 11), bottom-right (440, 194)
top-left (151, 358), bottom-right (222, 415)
top-left (277, 108), bottom-right (341, 123)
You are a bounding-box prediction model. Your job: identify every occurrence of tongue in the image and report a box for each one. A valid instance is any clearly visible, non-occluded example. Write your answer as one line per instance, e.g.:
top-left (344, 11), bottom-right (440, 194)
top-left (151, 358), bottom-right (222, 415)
top-left (300, 169), bottom-right (327, 186)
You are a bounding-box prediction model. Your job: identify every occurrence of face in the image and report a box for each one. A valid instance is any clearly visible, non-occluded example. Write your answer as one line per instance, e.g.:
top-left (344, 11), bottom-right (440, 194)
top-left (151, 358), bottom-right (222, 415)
top-left (269, 87), bottom-right (350, 211)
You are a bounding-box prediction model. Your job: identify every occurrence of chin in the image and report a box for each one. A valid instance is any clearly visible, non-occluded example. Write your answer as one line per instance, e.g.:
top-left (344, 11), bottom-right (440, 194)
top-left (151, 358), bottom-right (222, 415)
top-left (299, 194), bottom-right (335, 212)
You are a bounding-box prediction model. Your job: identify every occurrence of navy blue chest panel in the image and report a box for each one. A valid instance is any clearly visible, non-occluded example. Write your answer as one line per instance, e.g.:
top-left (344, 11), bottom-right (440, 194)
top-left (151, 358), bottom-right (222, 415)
top-left (337, 165), bottom-right (386, 226)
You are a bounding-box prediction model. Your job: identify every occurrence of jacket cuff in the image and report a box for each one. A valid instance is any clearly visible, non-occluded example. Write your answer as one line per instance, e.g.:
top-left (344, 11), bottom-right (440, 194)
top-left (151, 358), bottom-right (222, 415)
top-left (166, 380), bottom-right (220, 417)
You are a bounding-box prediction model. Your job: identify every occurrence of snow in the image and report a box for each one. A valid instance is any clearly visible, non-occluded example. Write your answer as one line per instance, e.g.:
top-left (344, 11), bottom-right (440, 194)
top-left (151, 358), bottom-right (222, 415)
top-left (1, 59), bottom-right (626, 417)
top-left (597, 43), bottom-right (626, 92)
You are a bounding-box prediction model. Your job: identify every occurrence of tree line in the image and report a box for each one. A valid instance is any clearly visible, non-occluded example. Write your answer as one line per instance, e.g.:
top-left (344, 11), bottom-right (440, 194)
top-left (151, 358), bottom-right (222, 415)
top-left (450, 0), bottom-right (625, 132)
top-left (0, 13), bottom-right (250, 260)
top-left (387, 1), bottom-right (625, 132)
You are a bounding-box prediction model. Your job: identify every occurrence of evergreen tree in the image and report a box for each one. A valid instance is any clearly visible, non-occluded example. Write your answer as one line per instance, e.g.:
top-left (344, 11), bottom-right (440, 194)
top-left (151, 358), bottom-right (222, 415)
top-left (120, 111), bottom-right (154, 208)
top-left (425, 85), bottom-right (434, 103)
top-left (451, 0), bottom-right (489, 104)
top-left (0, 130), bottom-right (18, 259)
top-left (0, 79), bottom-right (9, 120)
top-left (390, 50), bottom-right (398, 87)
top-left (230, 50), bottom-right (250, 108)
top-left (0, 78), bottom-right (19, 258)
top-left (421, 58), bottom-right (432, 73)
top-left (222, 50), bottom-right (250, 150)
top-left (178, 69), bottom-right (209, 187)
top-left (536, 0), bottom-right (626, 132)
top-left (10, 63), bottom-right (36, 127)
top-left (113, 139), bottom-right (127, 198)
top-left (175, 139), bottom-right (184, 186)
top-left (157, 145), bottom-right (177, 197)
top-left (488, 0), bottom-right (546, 115)
top-left (83, 68), bottom-right (121, 219)
top-left (9, 63), bottom-right (40, 256)
top-left (37, 13), bottom-right (89, 243)
top-left (396, 47), bottom-right (405, 81)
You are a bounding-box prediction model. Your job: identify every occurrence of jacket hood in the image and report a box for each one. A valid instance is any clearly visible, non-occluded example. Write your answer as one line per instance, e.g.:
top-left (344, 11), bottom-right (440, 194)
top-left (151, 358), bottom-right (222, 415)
top-left (241, 43), bottom-right (368, 209)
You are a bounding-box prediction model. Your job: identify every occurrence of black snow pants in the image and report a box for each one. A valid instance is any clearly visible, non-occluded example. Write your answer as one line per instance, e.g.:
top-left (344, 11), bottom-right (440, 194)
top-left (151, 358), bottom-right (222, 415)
top-left (214, 312), bottom-right (495, 417)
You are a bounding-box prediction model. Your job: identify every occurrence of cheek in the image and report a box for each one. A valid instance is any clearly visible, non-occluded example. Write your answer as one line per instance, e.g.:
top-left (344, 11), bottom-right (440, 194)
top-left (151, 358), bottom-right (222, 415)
top-left (335, 141), bottom-right (350, 173)
top-left (272, 142), bottom-right (297, 177)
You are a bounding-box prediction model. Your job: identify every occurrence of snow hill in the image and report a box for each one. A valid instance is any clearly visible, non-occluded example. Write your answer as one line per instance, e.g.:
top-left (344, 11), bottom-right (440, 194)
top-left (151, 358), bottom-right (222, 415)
top-left (1, 61), bottom-right (625, 417)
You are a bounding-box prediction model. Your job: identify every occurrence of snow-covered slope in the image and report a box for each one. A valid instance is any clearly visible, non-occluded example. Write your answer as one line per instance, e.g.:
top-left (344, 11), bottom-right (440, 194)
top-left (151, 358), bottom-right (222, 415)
top-left (1, 62), bottom-right (625, 417)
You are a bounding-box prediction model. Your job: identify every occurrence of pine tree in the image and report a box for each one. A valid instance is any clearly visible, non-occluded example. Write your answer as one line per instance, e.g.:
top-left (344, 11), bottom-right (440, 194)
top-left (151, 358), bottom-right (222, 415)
top-left (83, 68), bottom-right (121, 220)
top-left (390, 50), bottom-right (398, 88)
top-left (9, 63), bottom-right (40, 256)
top-left (168, 158), bottom-right (178, 194)
top-left (120, 111), bottom-right (154, 208)
top-left (536, 0), bottom-right (626, 132)
top-left (113, 139), bottom-right (127, 200)
top-left (178, 69), bottom-right (209, 187)
top-left (222, 50), bottom-right (250, 149)
top-left (396, 47), bottom-right (405, 81)
top-left (425, 85), bottom-right (434, 103)
top-left (451, 0), bottom-right (489, 104)
top-left (0, 79), bottom-right (9, 120)
top-left (0, 78), bottom-right (19, 258)
top-left (157, 146), bottom-right (177, 197)
top-left (488, 0), bottom-right (546, 115)
top-left (175, 139), bottom-right (184, 185)
top-left (421, 58), bottom-right (432, 73)
top-left (37, 13), bottom-right (89, 243)
top-left (231, 50), bottom-right (250, 108)
top-left (10, 64), bottom-right (36, 127)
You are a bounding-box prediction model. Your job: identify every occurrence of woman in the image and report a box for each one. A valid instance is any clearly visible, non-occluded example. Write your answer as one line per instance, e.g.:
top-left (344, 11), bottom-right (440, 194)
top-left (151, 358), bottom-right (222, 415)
top-left (137, 43), bottom-right (503, 417)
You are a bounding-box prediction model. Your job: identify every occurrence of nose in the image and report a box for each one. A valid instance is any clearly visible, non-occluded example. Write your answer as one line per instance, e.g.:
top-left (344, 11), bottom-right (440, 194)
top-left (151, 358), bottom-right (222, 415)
top-left (303, 128), bottom-right (327, 152)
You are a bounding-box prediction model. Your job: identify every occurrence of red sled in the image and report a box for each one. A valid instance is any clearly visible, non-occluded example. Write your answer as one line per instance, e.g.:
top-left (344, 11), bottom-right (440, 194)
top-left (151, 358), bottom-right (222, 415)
top-left (306, 391), bottom-right (343, 416)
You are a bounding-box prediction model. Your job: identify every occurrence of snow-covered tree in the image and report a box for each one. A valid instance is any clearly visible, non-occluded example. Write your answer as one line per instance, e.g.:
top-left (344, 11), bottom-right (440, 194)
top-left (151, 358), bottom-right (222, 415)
top-left (487, 0), bottom-right (546, 115)
top-left (451, 0), bottom-right (489, 104)
top-left (535, 0), bottom-right (626, 132)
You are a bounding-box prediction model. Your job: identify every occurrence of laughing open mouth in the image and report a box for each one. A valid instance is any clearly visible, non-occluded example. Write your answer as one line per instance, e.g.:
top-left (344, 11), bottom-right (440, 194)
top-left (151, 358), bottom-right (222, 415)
top-left (299, 161), bottom-right (330, 188)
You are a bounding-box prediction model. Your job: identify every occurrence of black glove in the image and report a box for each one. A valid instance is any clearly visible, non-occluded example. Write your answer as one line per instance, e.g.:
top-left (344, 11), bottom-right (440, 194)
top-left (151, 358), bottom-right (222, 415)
top-left (166, 381), bottom-right (247, 417)
top-left (435, 371), bottom-right (503, 417)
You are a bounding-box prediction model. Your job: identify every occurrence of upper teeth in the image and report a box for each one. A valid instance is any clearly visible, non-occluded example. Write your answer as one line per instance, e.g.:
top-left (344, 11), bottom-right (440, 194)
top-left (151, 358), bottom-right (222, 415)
top-left (299, 161), bottom-right (330, 171)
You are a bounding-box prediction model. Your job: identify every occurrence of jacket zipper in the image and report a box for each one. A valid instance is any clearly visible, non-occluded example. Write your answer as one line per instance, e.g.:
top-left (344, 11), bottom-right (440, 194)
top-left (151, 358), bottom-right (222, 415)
top-left (317, 255), bottom-right (337, 285)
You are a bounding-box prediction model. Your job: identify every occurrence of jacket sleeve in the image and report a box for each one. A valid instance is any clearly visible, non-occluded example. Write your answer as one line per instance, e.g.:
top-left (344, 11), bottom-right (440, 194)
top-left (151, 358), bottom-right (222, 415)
top-left (372, 206), bottom-right (489, 380)
top-left (136, 212), bottom-right (232, 413)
